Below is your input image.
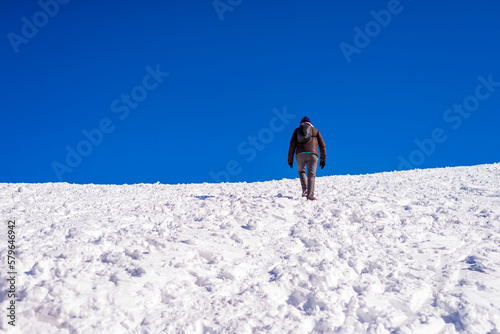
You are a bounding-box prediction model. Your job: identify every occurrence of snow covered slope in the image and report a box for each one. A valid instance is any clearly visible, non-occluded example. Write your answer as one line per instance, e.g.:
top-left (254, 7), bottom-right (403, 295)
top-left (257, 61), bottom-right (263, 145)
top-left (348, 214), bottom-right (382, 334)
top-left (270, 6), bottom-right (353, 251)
top-left (1, 164), bottom-right (500, 333)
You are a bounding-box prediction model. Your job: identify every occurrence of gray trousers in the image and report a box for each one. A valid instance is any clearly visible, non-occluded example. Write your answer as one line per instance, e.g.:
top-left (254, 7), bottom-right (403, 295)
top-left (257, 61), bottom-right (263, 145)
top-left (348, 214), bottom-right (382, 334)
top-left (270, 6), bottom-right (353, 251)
top-left (296, 153), bottom-right (318, 198)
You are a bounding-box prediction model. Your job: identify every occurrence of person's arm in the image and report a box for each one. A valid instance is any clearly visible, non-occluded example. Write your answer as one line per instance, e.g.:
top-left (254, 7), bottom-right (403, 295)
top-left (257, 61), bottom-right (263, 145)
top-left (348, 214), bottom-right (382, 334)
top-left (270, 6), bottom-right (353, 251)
top-left (317, 130), bottom-right (326, 162)
top-left (288, 129), bottom-right (298, 166)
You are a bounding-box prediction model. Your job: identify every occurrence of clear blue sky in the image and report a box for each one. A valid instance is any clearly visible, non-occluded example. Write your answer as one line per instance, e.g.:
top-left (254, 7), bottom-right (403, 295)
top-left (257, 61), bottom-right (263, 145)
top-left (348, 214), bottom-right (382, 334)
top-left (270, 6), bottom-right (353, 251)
top-left (2, 0), bottom-right (499, 184)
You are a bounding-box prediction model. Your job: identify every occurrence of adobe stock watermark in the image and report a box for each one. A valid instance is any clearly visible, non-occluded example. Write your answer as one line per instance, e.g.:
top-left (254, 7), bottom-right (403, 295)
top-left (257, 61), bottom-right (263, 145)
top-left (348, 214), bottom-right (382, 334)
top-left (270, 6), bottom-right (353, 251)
top-left (398, 74), bottom-right (499, 170)
top-left (209, 106), bottom-right (296, 182)
top-left (51, 64), bottom-right (170, 181)
top-left (339, 0), bottom-right (414, 64)
top-left (213, 0), bottom-right (242, 21)
top-left (7, 0), bottom-right (71, 54)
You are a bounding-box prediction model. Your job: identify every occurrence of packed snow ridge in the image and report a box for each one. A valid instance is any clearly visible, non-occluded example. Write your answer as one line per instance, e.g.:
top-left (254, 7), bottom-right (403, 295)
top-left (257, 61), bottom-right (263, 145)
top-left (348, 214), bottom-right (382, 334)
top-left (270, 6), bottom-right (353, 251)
top-left (1, 163), bottom-right (500, 333)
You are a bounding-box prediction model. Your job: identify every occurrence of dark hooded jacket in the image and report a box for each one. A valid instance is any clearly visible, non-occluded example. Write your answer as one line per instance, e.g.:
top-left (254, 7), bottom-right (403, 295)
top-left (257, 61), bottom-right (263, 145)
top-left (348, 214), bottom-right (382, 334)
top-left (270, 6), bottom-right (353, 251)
top-left (288, 124), bottom-right (326, 164)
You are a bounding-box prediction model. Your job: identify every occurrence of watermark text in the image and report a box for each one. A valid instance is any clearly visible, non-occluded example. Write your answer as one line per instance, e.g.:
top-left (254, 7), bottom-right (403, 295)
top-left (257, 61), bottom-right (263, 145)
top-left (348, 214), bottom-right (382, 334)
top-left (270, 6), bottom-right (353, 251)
top-left (6, 220), bottom-right (17, 326)
top-left (209, 106), bottom-right (295, 182)
top-left (213, 0), bottom-right (242, 21)
top-left (52, 64), bottom-right (169, 181)
top-left (340, 0), bottom-right (413, 63)
top-left (398, 74), bottom-right (499, 169)
top-left (8, 0), bottom-right (72, 54)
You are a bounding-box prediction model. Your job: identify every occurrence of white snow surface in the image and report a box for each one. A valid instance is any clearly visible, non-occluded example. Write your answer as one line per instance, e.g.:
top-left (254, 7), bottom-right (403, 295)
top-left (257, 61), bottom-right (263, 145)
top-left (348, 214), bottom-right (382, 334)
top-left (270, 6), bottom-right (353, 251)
top-left (1, 164), bottom-right (500, 333)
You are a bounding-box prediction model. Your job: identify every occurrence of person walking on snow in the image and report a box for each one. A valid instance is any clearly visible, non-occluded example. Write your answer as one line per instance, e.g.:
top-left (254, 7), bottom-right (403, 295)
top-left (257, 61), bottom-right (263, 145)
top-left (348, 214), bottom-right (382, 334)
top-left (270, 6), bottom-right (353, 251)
top-left (288, 117), bottom-right (326, 200)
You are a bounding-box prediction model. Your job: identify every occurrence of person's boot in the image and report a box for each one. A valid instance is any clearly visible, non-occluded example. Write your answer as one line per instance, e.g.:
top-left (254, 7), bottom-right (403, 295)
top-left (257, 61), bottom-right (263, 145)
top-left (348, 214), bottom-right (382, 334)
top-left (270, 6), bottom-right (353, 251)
top-left (302, 189), bottom-right (308, 197)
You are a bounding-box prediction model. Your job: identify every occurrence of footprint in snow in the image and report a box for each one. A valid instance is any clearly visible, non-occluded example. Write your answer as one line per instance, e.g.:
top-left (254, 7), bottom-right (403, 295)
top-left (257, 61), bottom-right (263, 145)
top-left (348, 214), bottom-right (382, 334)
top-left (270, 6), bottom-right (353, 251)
top-left (464, 256), bottom-right (487, 273)
top-left (65, 227), bottom-right (78, 239)
top-left (127, 267), bottom-right (146, 277)
top-left (241, 220), bottom-right (257, 230)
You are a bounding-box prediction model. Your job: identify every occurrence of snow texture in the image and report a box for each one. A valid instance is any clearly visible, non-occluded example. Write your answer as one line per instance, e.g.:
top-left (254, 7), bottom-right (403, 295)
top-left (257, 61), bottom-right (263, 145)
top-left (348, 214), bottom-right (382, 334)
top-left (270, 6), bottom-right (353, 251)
top-left (1, 163), bottom-right (500, 333)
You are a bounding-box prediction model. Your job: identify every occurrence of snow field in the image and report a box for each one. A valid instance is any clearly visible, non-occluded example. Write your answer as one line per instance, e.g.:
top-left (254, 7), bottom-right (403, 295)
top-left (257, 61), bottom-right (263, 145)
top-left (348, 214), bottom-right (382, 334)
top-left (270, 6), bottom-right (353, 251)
top-left (1, 163), bottom-right (499, 333)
